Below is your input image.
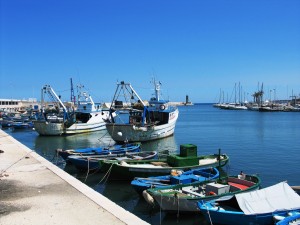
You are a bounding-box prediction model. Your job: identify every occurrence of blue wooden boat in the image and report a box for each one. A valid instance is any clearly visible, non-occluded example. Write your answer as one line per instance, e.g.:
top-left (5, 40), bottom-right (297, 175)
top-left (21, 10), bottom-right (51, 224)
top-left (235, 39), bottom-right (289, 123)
top-left (57, 142), bottom-right (141, 161)
top-left (67, 151), bottom-right (158, 171)
top-left (198, 182), bottom-right (300, 225)
top-left (275, 212), bottom-right (300, 225)
top-left (131, 167), bottom-right (219, 194)
top-left (11, 121), bottom-right (34, 129)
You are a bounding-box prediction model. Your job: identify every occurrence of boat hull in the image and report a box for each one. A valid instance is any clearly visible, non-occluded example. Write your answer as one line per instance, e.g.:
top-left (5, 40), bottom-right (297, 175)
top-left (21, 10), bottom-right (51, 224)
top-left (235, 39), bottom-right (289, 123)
top-left (106, 109), bottom-right (178, 142)
top-left (69, 150), bottom-right (156, 171)
top-left (147, 175), bottom-right (260, 213)
top-left (58, 143), bottom-right (141, 161)
top-left (100, 154), bottom-right (229, 180)
top-left (33, 121), bottom-right (64, 135)
top-left (33, 113), bottom-right (108, 136)
top-left (68, 157), bottom-right (101, 171)
top-left (64, 121), bottom-right (107, 134)
top-left (131, 168), bottom-right (220, 194)
top-left (200, 202), bottom-right (300, 225)
top-left (201, 207), bottom-right (273, 225)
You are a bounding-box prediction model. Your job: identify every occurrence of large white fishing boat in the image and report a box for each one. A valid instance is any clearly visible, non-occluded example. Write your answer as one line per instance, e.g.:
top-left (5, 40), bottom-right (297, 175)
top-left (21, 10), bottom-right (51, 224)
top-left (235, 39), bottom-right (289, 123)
top-left (33, 84), bottom-right (110, 135)
top-left (105, 80), bottom-right (179, 143)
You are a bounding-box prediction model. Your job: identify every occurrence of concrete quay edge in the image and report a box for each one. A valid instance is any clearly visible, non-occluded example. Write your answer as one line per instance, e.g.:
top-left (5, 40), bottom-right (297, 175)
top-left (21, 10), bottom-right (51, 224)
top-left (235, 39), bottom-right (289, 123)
top-left (0, 129), bottom-right (149, 225)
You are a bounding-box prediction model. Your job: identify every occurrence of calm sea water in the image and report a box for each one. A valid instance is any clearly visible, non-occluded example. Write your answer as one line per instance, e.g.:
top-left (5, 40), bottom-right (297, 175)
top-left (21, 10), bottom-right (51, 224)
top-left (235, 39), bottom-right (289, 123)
top-left (4, 104), bottom-right (300, 225)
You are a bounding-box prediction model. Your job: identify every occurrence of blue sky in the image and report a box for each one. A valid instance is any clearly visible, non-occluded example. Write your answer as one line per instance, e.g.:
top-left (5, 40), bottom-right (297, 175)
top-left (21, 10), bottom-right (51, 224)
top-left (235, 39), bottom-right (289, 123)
top-left (1, 0), bottom-right (299, 103)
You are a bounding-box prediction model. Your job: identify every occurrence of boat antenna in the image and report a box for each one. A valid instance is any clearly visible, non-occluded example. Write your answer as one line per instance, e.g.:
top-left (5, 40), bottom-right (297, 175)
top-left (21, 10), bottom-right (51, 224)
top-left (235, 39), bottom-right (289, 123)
top-left (151, 78), bottom-right (162, 101)
top-left (70, 78), bottom-right (76, 104)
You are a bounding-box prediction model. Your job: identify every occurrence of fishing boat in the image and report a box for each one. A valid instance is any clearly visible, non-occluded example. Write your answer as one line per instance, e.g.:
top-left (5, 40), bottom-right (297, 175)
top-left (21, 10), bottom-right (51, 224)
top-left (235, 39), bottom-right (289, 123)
top-left (99, 144), bottom-right (229, 180)
top-left (198, 182), bottom-right (300, 225)
top-left (67, 150), bottom-right (158, 171)
top-left (131, 167), bottom-right (219, 195)
top-left (33, 84), bottom-right (111, 135)
top-left (144, 173), bottom-right (260, 213)
top-left (105, 80), bottom-right (179, 143)
top-left (57, 142), bottom-right (141, 161)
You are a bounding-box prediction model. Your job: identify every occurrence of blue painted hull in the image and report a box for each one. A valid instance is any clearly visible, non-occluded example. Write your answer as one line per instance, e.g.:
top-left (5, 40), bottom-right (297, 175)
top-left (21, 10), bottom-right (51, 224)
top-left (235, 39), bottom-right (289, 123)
top-left (58, 143), bottom-right (141, 160)
top-left (68, 151), bottom-right (158, 171)
top-left (199, 202), bottom-right (300, 225)
top-left (131, 167), bottom-right (219, 194)
top-left (68, 157), bottom-right (100, 171)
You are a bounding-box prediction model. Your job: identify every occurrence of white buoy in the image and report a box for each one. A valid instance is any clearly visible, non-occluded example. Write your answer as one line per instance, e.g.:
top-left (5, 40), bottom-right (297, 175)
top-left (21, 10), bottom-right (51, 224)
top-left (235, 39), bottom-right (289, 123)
top-left (117, 132), bottom-right (122, 136)
top-left (143, 190), bottom-right (155, 206)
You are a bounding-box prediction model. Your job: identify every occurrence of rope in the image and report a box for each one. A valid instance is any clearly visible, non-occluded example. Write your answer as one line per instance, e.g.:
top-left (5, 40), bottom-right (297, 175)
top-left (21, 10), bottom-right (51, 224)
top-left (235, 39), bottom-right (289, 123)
top-left (0, 150), bottom-right (34, 175)
top-left (102, 163), bottom-right (114, 184)
top-left (51, 149), bottom-right (61, 165)
top-left (84, 157), bottom-right (91, 183)
top-left (55, 150), bottom-right (59, 165)
top-left (176, 192), bottom-right (180, 220)
top-left (204, 202), bottom-right (214, 225)
top-left (159, 192), bottom-right (162, 225)
top-left (97, 131), bottom-right (109, 144)
top-left (96, 163), bottom-right (114, 185)
top-left (82, 158), bottom-right (103, 183)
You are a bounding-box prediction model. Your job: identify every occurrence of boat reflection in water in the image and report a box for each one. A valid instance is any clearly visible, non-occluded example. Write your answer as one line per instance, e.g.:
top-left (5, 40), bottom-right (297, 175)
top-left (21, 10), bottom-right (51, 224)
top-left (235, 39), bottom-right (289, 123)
top-left (140, 135), bottom-right (178, 154)
top-left (34, 130), bottom-right (115, 162)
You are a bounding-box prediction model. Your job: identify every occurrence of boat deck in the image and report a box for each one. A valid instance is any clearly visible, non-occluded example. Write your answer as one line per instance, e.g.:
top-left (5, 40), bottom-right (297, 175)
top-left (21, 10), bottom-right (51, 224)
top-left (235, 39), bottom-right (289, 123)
top-left (228, 182), bottom-right (249, 190)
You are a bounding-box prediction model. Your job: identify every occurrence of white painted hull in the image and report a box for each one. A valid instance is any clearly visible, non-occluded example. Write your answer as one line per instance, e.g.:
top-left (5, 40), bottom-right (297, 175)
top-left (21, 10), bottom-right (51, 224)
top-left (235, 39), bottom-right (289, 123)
top-left (33, 111), bottom-right (110, 136)
top-left (33, 121), bottom-right (64, 135)
top-left (106, 109), bottom-right (179, 142)
top-left (64, 121), bottom-right (107, 134)
top-left (106, 122), bottom-right (176, 142)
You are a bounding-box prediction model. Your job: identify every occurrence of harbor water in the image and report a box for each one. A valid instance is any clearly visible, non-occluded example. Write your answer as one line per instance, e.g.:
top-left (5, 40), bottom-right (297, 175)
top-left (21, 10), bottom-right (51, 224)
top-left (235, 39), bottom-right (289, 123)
top-left (3, 103), bottom-right (300, 225)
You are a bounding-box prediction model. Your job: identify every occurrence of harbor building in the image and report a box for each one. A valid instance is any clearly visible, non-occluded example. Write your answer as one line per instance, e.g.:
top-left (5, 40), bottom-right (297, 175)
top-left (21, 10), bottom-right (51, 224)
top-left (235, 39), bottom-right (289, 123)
top-left (0, 98), bottom-right (39, 113)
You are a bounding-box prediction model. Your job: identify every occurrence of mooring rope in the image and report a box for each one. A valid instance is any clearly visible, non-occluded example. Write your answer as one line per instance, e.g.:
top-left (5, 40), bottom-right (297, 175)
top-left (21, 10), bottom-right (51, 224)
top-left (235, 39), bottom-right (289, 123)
top-left (84, 157), bottom-right (91, 183)
top-left (53, 149), bottom-right (61, 165)
top-left (176, 192), bottom-right (180, 219)
top-left (205, 202), bottom-right (214, 225)
top-left (96, 163), bottom-right (114, 185)
top-left (97, 130), bottom-right (109, 144)
top-left (102, 163), bottom-right (114, 184)
top-left (160, 192), bottom-right (163, 225)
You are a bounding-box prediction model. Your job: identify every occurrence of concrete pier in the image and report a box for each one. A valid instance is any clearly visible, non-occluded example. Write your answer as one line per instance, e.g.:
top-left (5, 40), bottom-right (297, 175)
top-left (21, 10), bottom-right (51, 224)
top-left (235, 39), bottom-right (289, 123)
top-left (0, 130), bottom-right (149, 225)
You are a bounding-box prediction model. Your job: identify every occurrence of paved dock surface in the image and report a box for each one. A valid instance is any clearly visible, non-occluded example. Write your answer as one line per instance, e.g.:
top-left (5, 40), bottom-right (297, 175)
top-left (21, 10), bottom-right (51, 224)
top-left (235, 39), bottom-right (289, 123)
top-left (0, 130), bottom-right (149, 225)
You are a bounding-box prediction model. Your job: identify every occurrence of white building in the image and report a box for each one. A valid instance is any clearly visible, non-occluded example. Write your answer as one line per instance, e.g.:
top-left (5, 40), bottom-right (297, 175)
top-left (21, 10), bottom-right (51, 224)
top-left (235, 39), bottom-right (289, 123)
top-left (0, 98), bottom-right (39, 112)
